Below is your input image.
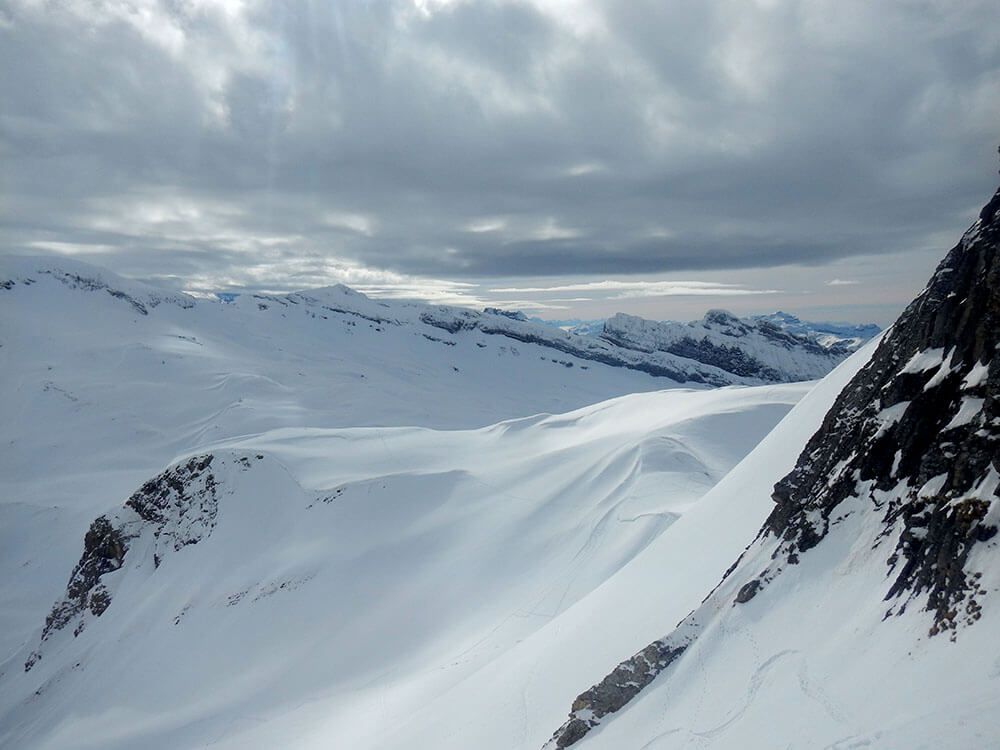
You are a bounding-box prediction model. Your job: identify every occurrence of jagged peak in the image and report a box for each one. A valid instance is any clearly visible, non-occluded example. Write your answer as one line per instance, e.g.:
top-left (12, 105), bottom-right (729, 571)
top-left (702, 308), bottom-right (741, 326)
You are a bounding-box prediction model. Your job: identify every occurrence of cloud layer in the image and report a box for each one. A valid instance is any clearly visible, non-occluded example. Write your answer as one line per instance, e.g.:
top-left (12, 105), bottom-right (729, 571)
top-left (1, 0), bottom-right (998, 319)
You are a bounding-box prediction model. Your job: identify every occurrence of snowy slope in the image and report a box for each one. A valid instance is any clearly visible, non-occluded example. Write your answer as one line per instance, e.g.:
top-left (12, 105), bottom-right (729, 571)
top-left (543, 186), bottom-right (1000, 749)
top-left (0, 384), bottom-right (805, 749)
top-left (379, 337), bottom-right (879, 750)
top-left (0, 255), bottom-right (699, 664)
top-left (2, 258), bottom-right (666, 682)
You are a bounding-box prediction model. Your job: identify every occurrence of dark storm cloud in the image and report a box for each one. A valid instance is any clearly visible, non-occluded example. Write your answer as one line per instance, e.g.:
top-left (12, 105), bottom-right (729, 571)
top-left (1, 0), bottom-right (998, 295)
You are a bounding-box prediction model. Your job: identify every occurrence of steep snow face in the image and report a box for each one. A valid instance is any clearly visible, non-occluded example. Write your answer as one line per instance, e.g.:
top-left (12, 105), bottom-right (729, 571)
top-left (601, 309), bottom-right (856, 383)
top-left (0, 385), bottom-right (805, 750)
top-left (545, 188), bottom-right (1000, 749)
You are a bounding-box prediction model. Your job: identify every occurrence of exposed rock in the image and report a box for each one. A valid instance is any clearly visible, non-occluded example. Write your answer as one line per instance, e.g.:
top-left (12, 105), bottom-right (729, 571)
top-left (25, 454), bottom-right (221, 671)
top-left (763, 185), bottom-right (1000, 637)
top-left (544, 615), bottom-right (699, 749)
top-left (126, 454), bottom-right (219, 555)
top-left (483, 307), bottom-right (528, 321)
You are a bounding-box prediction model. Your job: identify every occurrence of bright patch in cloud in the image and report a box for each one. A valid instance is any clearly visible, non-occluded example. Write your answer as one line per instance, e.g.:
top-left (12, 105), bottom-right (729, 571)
top-left (489, 280), bottom-right (780, 299)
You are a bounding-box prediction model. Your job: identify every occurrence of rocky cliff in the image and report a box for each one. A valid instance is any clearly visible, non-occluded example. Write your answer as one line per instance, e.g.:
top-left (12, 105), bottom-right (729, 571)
top-left (544, 185), bottom-right (1000, 748)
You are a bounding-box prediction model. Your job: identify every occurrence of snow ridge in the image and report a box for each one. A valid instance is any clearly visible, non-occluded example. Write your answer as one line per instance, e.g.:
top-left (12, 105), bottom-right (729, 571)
top-left (1, 255), bottom-right (858, 386)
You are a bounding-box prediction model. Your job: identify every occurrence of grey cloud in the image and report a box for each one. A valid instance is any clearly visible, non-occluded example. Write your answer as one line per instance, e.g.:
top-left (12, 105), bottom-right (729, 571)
top-left (1, 0), bottom-right (998, 316)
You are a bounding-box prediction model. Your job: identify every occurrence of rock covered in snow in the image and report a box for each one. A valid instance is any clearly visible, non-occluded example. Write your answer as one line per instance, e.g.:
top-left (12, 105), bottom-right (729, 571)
top-left (0, 256), bottom-right (194, 314)
top-left (751, 311), bottom-right (880, 350)
top-left (24, 454), bottom-right (232, 671)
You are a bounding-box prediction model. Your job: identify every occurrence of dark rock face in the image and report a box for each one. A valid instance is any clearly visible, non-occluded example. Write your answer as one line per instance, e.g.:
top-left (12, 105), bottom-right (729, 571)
top-left (24, 516), bottom-right (130, 671)
top-left (127, 454), bottom-right (219, 555)
top-left (547, 640), bottom-right (688, 748)
top-left (25, 455), bottom-right (221, 671)
top-left (658, 335), bottom-right (783, 380)
top-left (762, 186), bottom-right (1000, 637)
top-left (542, 184), bottom-right (1000, 748)
top-left (483, 307), bottom-right (528, 321)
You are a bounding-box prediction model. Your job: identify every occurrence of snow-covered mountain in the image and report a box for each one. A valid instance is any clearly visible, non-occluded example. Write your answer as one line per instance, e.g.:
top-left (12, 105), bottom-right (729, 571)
top-left (599, 309), bottom-right (859, 383)
top-left (0, 253), bottom-right (813, 750)
top-left (750, 310), bottom-right (881, 350)
top-left (0, 257), bottom-right (847, 390)
top-left (544, 188), bottom-right (1000, 748)
top-left (532, 318), bottom-right (608, 337)
top-left (540, 311), bottom-right (879, 354)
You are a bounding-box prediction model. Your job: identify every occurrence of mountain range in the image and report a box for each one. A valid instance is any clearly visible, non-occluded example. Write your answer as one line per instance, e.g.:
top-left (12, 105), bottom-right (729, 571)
top-left (537, 312), bottom-right (879, 353)
top-left (0, 184), bottom-right (997, 749)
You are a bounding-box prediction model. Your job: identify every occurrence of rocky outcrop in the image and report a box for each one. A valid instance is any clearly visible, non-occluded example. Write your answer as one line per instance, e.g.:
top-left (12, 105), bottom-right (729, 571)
top-left (24, 455), bottom-right (221, 671)
top-left (546, 636), bottom-right (692, 748)
top-left (419, 304), bottom-right (863, 386)
top-left (127, 454), bottom-right (219, 564)
top-left (755, 186), bottom-right (1000, 637)
top-left (751, 311), bottom-right (880, 349)
top-left (543, 184), bottom-right (1000, 747)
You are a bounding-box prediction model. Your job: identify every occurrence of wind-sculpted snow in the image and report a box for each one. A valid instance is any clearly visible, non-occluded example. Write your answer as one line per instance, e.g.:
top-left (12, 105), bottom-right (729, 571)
top-left (0, 385), bottom-right (802, 750)
top-left (543, 186), bottom-right (1000, 749)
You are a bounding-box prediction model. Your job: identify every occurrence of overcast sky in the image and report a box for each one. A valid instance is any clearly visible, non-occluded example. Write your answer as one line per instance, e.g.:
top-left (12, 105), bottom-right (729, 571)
top-left (1, 0), bottom-right (998, 324)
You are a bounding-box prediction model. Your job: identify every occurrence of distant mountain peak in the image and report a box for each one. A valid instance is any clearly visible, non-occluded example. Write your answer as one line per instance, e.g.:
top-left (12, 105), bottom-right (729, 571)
top-left (701, 308), bottom-right (741, 326)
